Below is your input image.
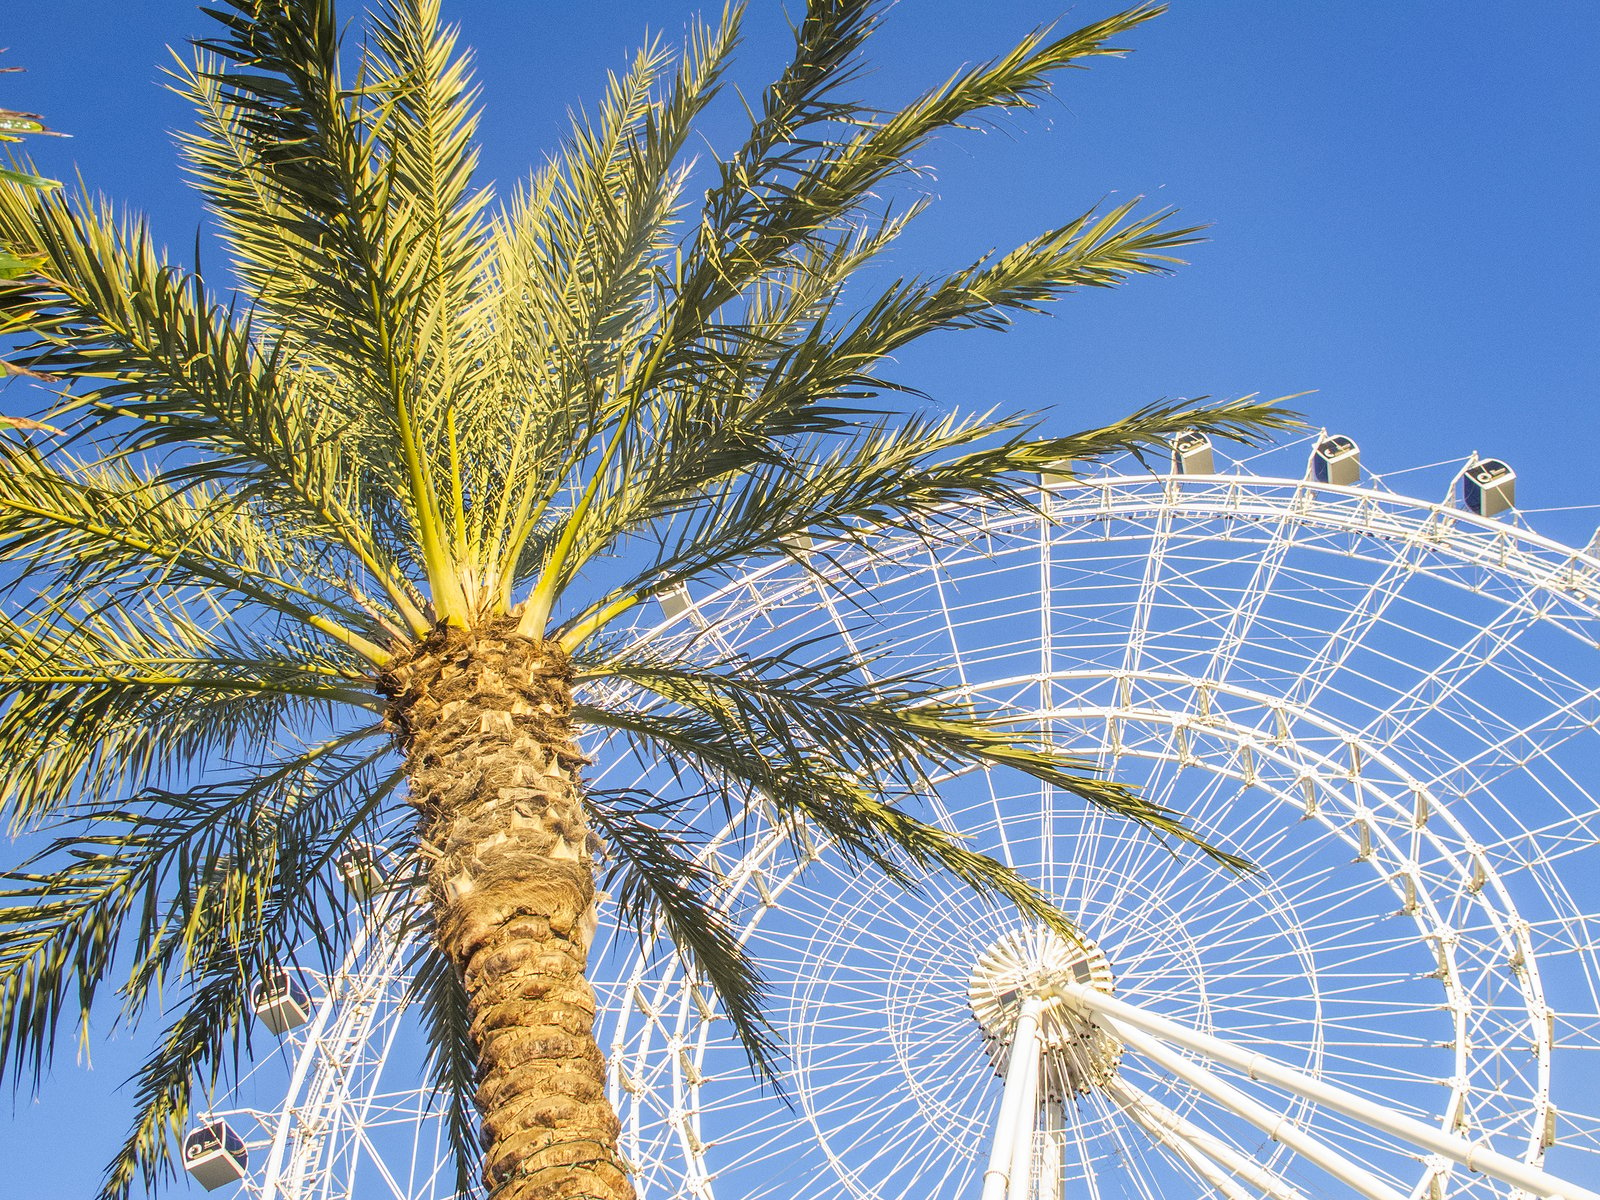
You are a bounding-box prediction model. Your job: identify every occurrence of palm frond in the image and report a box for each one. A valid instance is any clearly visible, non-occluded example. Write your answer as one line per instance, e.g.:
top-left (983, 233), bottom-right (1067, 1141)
top-left (574, 698), bottom-right (1081, 946)
top-left (673, 3), bottom-right (1163, 325)
top-left (0, 734), bottom-right (402, 1199)
top-left (476, 44), bottom-right (679, 558)
top-left (554, 411), bottom-right (1010, 642)
top-left (579, 640), bottom-right (1248, 872)
top-left (674, 0), bottom-right (886, 320)
top-left (404, 932), bottom-right (480, 1199)
top-left (169, 50), bottom-right (323, 336)
top-left (98, 968), bottom-right (249, 1200)
top-left (0, 182), bottom-right (430, 632)
top-left (535, 5), bottom-right (1183, 572)
top-left (524, 197), bottom-right (1222, 623)
top-left (0, 597), bottom-right (379, 823)
top-left (364, 0), bottom-right (496, 571)
top-left (745, 201), bottom-right (1200, 415)
top-left (0, 728), bottom-right (393, 1092)
top-left (192, 0), bottom-right (468, 615)
top-left (189, 0), bottom-right (390, 375)
top-left (557, 396), bottom-right (1301, 647)
top-left (181, 1), bottom-right (495, 579)
top-left (0, 440), bottom-right (393, 659)
top-left (490, 10), bottom-right (740, 618)
top-left (586, 788), bottom-right (780, 1083)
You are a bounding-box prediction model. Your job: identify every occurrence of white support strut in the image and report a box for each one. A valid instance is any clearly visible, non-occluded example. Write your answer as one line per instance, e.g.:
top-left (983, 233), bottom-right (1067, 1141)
top-left (1059, 981), bottom-right (1600, 1200)
top-left (1111, 1020), bottom-right (1408, 1200)
top-left (1006, 1035), bottom-right (1042, 1200)
top-left (1108, 1077), bottom-right (1311, 1200)
top-left (981, 996), bottom-right (1046, 1200)
top-left (1117, 1102), bottom-right (1263, 1200)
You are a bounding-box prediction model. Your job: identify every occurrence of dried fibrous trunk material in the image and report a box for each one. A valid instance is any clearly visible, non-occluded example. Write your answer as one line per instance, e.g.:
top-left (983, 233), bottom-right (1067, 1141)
top-left (383, 619), bottom-right (632, 1200)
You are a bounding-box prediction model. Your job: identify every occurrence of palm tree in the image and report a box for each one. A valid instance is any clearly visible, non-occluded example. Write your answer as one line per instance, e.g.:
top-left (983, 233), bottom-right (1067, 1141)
top-left (0, 1), bottom-right (1294, 1197)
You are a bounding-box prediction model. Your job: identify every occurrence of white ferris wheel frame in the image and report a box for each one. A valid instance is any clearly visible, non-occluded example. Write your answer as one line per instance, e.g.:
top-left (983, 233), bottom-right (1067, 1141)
top-left (202, 438), bottom-right (1600, 1200)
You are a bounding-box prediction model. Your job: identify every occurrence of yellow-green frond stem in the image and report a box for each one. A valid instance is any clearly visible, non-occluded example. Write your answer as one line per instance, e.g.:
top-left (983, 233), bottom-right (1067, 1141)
top-left (446, 405), bottom-right (471, 566)
top-left (316, 503), bottom-right (433, 638)
top-left (367, 275), bottom-right (470, 626)
top-left (514, 414), bottom-right (628, 638)
top-left (304, 615), bottom-right (390, 668)
top-left (0, 491), bottom-right (396, 673)
top-left (487, 403), bottom-right (594, 612)
top-left (515, 315), bottom-right (679, 638)
top-left (555, 591), bottom-right (644, 655)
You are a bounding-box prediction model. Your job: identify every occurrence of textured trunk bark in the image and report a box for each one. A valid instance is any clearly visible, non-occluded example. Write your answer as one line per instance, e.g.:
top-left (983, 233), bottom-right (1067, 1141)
top-left (383, 620), bottom-right (633, 1200)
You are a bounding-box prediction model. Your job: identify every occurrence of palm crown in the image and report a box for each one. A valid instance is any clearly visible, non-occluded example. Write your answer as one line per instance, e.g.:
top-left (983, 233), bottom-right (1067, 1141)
top-left (0, 1), bottom-right (1295, 1196)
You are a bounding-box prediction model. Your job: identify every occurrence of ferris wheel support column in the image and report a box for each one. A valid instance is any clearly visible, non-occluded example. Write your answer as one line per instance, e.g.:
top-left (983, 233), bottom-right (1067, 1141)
top-left (1036, 1099), bottom-right (1066, 1200)
top-left (1059, 981), bottom-right (1600, 1200)
top-left (979, 995), bottom-right (1046, 1200)
top-left (1110, 1019), bottom-right (1408, 1200)
top-left (1107, 1077), bottom-right (1310, 1200)
top-left (1114, 1100), bottom-right (1263, 1200)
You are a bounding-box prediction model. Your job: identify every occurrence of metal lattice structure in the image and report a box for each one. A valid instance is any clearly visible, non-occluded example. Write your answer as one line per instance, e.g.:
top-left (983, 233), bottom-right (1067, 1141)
top-left (202, 436), bottom-right (1600, 1200)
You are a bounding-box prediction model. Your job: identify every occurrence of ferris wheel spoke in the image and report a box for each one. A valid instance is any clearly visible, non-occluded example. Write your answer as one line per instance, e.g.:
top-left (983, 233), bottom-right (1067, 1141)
top-left (1066, 757), bottom-right (1203, 894)
top-left (1260, 865), bottom-right (1415, 927)
top-left (1197, 506), bottom-right (1307, 691)
top-left (1047, 801), bottom-right (1119, 907)
top-left (1161, 755), bottom-right (1271, 841)
top-left (1117, 497), bottom-right (1177, 685)
top-left (1061, 1092), bottom-right (1110, 1200)
top-left (1357, 591), bottom-right (1542, 759)
top-left (1062, 829), bottom-right (1181, 927)
top-left (848, 1100), bottom-right (969, 1191)
top-left (1085, 1088), bottom-right (1178, 1200)
top-left (1206, 996), bottom-right (1446, 1036)
top-left (1276, 538), bottom-right (1432, 721)
top-left (1426, 677), bottom-right (1600, 805)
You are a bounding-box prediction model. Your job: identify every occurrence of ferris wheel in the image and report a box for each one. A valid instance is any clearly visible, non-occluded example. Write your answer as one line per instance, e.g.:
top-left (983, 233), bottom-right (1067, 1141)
top-left (191, 433), bottom-right (1600, 1200)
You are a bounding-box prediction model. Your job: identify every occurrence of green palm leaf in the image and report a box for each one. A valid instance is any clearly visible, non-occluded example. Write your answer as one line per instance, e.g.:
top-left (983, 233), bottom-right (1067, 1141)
top-left (587, 788), bottom-right (780, 1081)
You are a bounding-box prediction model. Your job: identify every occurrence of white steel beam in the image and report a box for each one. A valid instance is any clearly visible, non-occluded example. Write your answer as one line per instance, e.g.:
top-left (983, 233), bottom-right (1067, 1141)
top-left (1007, 1037), bottom-right (1043, 1200)
top-left (1109, 1077), bottom-right (1310, 1200)
top-left (1118, 1092), bottom-right (1262, 1200)
top-left (1062, 982), bottom-right (1600, 1200)
top-left (1037, 1100), bottom-right (1066, 1200)
top-left (981, 997), bottom-right (1046, 1200)
top-left (1112, 1020), bottom-right (1408, 1200)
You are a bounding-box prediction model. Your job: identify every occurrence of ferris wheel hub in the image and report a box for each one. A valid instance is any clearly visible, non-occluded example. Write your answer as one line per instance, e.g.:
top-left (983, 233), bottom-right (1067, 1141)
top-left (967, 927), bottom-right (1122, 1099)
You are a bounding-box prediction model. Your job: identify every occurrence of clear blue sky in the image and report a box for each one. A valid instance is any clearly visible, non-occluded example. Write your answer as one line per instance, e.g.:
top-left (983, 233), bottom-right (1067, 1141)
top-left (3, 1), bottom-right (1598, 1195)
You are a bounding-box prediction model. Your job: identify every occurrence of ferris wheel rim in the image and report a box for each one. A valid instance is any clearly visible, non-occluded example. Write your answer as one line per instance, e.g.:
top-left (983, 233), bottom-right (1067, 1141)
top-left (633, 461), bottom-right (1600, 657)
top-left (598, 448), bottom-right (1598, 1200)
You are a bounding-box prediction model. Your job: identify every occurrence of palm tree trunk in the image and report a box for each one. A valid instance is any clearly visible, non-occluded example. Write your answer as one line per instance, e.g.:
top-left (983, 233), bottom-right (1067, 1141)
top-left (384, 620), bottom-right (633, 1200)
